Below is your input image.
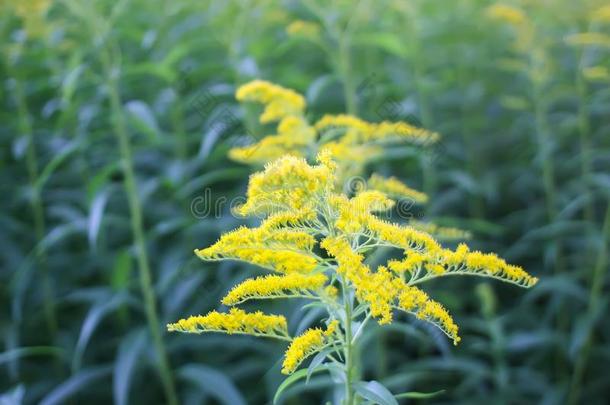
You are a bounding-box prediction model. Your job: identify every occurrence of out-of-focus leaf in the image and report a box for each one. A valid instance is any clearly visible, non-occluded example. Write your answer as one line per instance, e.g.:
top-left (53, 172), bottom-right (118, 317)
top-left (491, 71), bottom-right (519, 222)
top-left (39, 366), bottom-right (112, 405)
top-left (72, 293), bottom-right (129, 372)
top-left (0, 347), bottom-right (63, 365)
top-left (273, 367), bottom-right (327, 405)
top-left (394, 389), bottom-right (445, 399)
top-left (125, 100), bottom-right (161, 140)
top-left (353, 380), bottom-right (398, 405)
top-left (88, 187), bottom-right (110, 248)
top-left (178, 364), bottom-right (246, 405)
top-left (113, 330), bottom-right (147, 405)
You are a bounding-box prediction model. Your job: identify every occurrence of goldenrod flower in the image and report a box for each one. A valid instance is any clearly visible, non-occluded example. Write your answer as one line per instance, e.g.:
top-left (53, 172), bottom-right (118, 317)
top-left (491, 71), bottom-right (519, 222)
top-left (408, 220), bottom-right (472, 240)
top-left (397, 285), bottom-right (460, 345)
top-left (222, 273), bottom-right (328, 305)
top-left (167, 308), bottom-right (288, 339)
top-left (582, 66), bottom-right (610, 82)
top-left (236, 80), bottom-right (306, 123)
top-left (315, 114), bottom-right (439, 146)
top-left (229, 116), bottom-right (316, 164)
top-left (591, 5), bottom-right (610, 23)
top-left (282, 321), bottom-right (339, 374)
top-left (195, 226), bottom-right (318, 273)
top-left (368, 173), bottom-right (428, 204)
top-left (286, 20), bottom-right (321, 38)
top-left (236, 155), bottom-right (333, 216)
top-left (486, 4), bottom-right (527, 26)
top-left (565, 32), bottom-right (610, 48)
top-left (172, 147), bottom-right (536, 379)
top-left (7, 0), bottom-right (53, 38)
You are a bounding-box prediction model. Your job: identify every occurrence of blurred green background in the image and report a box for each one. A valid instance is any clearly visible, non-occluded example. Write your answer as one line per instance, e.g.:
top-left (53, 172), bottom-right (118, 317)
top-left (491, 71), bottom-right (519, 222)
top-left (1, 0), bottom-right (609, 404)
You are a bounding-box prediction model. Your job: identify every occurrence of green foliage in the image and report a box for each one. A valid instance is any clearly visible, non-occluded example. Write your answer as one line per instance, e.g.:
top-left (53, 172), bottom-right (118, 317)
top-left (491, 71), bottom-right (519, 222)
top-left (1, 0), bottom-right (609, 404)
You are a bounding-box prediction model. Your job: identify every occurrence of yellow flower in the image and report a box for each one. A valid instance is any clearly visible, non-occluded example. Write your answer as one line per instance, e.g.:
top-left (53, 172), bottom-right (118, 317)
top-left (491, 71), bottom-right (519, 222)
top-left (486, 4), bottom-right (527, 25)
top-left (222, 273), bottom-right (328, 305)
top-left (407, 220), bottom-right (471, 240)
top-left (592, 5), bottom-right (610, 23)
top-left (565, 32), bottom-right (610, 48)
top-left (582, 66), bottom-right (610, 82)
top-left (367, 173), bottom-right (428, 204)
top-left (282, 321), bottom-right (338, 374)
top-left (195, 226), bottom-right (318, 273)
top-left (167, 308), bottom-right (288, 338)
top-left (175, 152), bottom-right (536, 366)
top-left (321, 237), bottom-right (397, 323)
top-left (229, 116), bottom-right (316, 164)
top-left (365, 216), bottom-right (441, 253)
top-left (397, 284), bottom-right (460, 345)
top-left (315, 114), bottom-right (439, 146)
top-left (236, 80), bottom-right (306, 123)
top-left (286, 20), bottom-right (321, 38)
top-left (236, 155), bottom-right (333, 216)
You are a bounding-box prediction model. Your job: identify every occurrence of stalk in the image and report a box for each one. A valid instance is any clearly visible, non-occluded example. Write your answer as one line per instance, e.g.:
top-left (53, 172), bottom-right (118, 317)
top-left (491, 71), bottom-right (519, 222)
top-left (567, 202), bottom-right (610, 405)
top-left (575, 66), bottom-right (593, 222)
top-left (532, 74), bottom-right (568, 383)
top-left (339, 33), bottom-right (357, 116)
top-left (106, 58), bottom-right (178, 405)
top-left (343, 285), bottom-right (356, 405)
top-left (532, 80), bottom-right (564, 274)
top-left (15, 80), bottom-right (57, 336)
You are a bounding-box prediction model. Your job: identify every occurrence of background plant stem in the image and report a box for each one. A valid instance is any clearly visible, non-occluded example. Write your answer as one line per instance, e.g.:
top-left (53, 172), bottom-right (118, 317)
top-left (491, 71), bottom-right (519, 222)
top-left (16, 79), bottom-right (57, 337)
top-left (568, 201), bottom-right (610, 405)
top-left (106, 60), bottom-right (179, 405)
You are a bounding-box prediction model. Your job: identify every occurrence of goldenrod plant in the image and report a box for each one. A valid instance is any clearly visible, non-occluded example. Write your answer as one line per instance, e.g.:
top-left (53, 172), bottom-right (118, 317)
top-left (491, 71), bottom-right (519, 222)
top-left (168, 152), bottom-right (537, 404)
top-left (231, 80), bottom-right (468, 242)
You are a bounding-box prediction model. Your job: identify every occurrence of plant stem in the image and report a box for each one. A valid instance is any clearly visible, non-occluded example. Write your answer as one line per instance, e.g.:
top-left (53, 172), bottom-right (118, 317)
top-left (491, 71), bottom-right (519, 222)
top-left (532, 80), bottom-right (563, 272)
top-left (339, 33), bottom-right (357, 116)
top-left (567, 201), bottom-right (610, 405)
top-left (106, 64), bottom-right (179, 405)
top-left (343, 289), bottom-right (355, 405)
top-left (16, 80), bottom-right (57, 337)
top-left (532, 75), bottom-right (568, 383)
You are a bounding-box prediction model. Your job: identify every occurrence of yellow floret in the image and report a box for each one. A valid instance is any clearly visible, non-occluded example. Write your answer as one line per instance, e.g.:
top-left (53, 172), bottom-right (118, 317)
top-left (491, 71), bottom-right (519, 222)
top-left (281, 321), bottom-right (338, 374)
top-left (167, 308), bottom-right (288, 338)
top-left (368, 173), bottom-right (428, 204)
top-left (222, 273), bottom-right (328, 305)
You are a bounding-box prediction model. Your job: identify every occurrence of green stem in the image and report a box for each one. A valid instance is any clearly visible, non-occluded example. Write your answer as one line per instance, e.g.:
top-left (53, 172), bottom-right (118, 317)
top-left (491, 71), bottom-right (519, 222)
top-left (343, 288), bottom-right (355, 405)
top-left (532, 75), bottom-right (567, 384)
top-left (532, 80), bottom-right (564, 273)
top-left (106, 63), bottom-right (179, 405)
top-left (576, 72), bottom-right (593, 222)
top-left (339, 34), bottom-right (357, 115)
top-left (568, 202), bottom-right (610, 405)
top-left (16, 80), bottom-right (57, 337)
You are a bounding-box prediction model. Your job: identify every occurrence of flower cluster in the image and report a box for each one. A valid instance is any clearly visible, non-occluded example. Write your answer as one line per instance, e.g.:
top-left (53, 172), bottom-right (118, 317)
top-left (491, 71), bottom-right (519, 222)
top-left (230, 80), bottom-right (438, 186)
top-left (169, 153), bottom-right (537, 375)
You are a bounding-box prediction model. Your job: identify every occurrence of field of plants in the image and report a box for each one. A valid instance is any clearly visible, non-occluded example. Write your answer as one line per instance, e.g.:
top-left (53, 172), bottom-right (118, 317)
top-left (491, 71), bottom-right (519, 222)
top-left (1, 0), bottom-right (609, 404)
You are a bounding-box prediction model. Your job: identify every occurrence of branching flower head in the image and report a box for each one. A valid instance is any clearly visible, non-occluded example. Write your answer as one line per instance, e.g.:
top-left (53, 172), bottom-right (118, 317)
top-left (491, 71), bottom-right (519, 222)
top-left (169, 152), bottom-right (537, 380)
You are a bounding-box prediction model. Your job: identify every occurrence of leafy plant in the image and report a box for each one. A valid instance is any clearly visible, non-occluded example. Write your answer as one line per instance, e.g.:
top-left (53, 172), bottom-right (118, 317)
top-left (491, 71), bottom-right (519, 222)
top-left (168, 82), bottom-right (537, 403)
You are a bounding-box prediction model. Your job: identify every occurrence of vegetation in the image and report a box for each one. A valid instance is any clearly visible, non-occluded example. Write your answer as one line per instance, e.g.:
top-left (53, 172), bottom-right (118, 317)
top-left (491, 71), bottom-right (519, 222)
top-left (1, 0), bottom-right (609, 404)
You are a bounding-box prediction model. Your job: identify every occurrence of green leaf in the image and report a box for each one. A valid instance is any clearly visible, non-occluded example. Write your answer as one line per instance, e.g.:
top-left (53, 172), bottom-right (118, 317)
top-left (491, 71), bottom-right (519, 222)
top-left (354, 380), bottom-right (398, 405)
top-left (0, 347), bottom-right (63, 365)
top-left (178, 364), bottom-right (246, 405)
top-left (395, 389), bottom-right (446, 399)
top-left (40, 366), bottom-right (112, 405)
top-left (113, 330), bottom-right (146, 405)
top-left (125, 100), bottom-right (161, 141)
top-left (306, 348), bottom-right (334, 383)
top-left (273, 366), bottom-right (330, 405)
